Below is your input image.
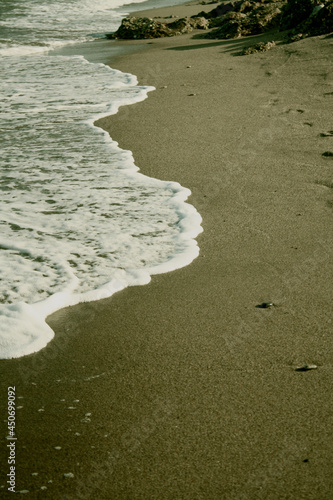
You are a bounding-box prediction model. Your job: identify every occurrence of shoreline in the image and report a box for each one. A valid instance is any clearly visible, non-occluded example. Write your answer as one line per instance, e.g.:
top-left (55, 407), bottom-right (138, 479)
top-left (1, 1), bottom-right (333, 498)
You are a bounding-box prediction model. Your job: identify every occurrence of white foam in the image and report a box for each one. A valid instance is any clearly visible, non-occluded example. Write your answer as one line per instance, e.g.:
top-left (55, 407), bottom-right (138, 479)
top-left (0, 0), bottom-right (203, 359)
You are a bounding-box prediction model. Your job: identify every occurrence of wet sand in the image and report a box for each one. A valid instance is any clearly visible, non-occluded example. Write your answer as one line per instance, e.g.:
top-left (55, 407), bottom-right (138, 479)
top-left (1, 2), bottom-right (333, 499)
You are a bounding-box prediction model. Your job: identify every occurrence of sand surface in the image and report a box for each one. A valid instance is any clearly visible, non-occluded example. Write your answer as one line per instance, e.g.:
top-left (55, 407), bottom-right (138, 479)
top-left (1, 2), bottom-right (333, 499)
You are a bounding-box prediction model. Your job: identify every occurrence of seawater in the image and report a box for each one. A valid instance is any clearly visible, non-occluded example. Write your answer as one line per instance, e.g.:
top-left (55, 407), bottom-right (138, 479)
top-left (0, 0), bottom-right (202, 359)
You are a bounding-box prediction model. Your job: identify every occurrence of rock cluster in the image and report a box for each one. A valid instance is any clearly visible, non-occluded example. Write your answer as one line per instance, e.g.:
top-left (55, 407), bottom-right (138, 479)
top-left (108, 16), bottom-right (209, 39)
top-left (242, 40), bottom-right (276, 54)
top-left (109, 17), bottom-right (170, 39)
top-left (201, 0), bottom-right (285, 39)
top-left (107, 0), bottom-right (333, 43)
top-left (202, 0), bottom-right (333, 40)
top-left (204, 2), bottom-right (284, 39)
top-left (281, 0), bottom-right (333, 38)
top-left (280, 0), bottom-right (323, 29)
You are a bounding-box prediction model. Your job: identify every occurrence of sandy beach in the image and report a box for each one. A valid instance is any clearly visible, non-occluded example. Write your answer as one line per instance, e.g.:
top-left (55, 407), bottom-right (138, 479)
top-left (1, 1), bottom-right (333, 498)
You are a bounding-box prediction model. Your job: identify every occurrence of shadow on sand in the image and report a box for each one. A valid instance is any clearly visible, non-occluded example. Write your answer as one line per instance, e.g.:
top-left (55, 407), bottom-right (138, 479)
top-left (165, 30), bottom-right (289, 56)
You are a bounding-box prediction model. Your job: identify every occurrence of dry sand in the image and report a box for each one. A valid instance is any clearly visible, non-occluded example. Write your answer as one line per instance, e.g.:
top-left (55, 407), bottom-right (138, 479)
top-left (1, 2), bottom-right (333, 499)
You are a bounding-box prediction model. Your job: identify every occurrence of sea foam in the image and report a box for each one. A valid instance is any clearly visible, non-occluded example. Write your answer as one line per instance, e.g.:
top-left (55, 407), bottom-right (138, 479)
top-left (0, 55), bottom-right (202, 359)
top-left (0, 0), bottom-right (203, 359)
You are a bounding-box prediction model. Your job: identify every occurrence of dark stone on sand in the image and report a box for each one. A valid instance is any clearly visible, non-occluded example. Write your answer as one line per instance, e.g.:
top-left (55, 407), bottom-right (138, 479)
top-left (107, 0), bottom-right (332, 43)
top-left (169, 16), bottom-right (210, 33)
top-left (196, 0), bottom-right (243, 19)
top-left (107, 17), bottom-right (172, 39)
top-left (322, 151), bottom-right (333, 157)
top-left (279, 0), bottom-right (316, 30)
top-left (287, 33), bottom-right (305, 42)
top-left (282, 0), bottom-right (333, 40)
top-left (319, 131), bottom-right (333, 137)
top-left (108, 16), bottom-right (209, 39)
top-left (295, 364), bottom-right (318, 371)
top-left (201, 0), bottom-right (332, 42)
top-left (242, 40), bottom-right (276, 55)
top-left (307, 0), bottom-right (333, 35)
top-left (203, 1), bottom-right (284, 39)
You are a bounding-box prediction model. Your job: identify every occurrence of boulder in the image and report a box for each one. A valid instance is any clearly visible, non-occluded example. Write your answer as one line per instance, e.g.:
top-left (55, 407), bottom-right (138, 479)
top-left (201, 0), bottom-right (243, 18)
top-left (204, 2), bottom-right (283, 39)
top-left (109, 15), bottom-right (209, 39)
top-left (108, 0), bottom-right (332, 41)
top-left (281, 0), bottom-right (333, 38)
top-left (306, 1), bottom-right (333, 35)
top-left (279, 0), bottom-right (320, 30)
top-left (109, 17), bottom-right (172, 39)
top-left (168, 16), bottom-right (210, 34)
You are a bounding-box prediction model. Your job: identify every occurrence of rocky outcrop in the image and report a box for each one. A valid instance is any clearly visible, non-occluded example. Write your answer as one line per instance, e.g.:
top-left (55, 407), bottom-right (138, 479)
top-left (309, 1), bottom-right (333, 35)
top-left (203, 1), bottom-right (284, 39)
top-left (281, 0), bottom-right (333, 37)
top-left (107, 0), bottom-right (333, 43)
top-left (107, 17), bottom-right (172, 39)
top-left (201, 0), bottom-right (332, 41)
top-left (169, 16), bottom-right (210, 34)
top-left (108, 16), bottom-right (209, 39)
top-left (279, 0), bottom-right (322, 30)
top-left (197, 0), bottom-right (243, 19)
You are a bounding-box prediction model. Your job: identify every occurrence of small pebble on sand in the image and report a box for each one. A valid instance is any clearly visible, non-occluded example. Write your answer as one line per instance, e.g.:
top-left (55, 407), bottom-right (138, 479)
top-left (295, 364), bottom-right (317, 371)
top-left (256, 302), bottom-right (274, 309)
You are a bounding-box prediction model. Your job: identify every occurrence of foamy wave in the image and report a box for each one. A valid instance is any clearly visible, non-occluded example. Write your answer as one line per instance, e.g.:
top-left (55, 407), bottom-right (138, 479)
top-left (0, 53), bottom-right (203, 359)
top-left (0, 0), bottom-right (203, 359)
top-left (0, 40), bottom-right (80, 57)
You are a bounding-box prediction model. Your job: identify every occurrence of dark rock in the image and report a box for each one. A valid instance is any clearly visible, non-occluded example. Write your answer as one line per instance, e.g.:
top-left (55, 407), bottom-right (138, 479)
top-left (247, 3), bottom-right (283, 32)
top-left (256, 302), bottom-right (274, 308)
top-left (279, 0), bottom-right (316, 30)
top-left (108, 17), bottom-right (172, 39)
top-left (236, 0), bottom-right (260, 13)
top-left (242, 40), bottom-right (276, 54)
top-left (108, 0), bottom-right (332, 42)
top-left (280, 0), bottom-right (333, 37)
top-left (109, 15), bottom-right (209, 39)
top-left (320, 131), bottom-right (333, 137)
top-left (287, 32), bottom-right (305, 42)
top-left (204, 2), bottom-right (283, 39)
top-left (168, 16), bottom-right (210, 34)
top-left (206, 11), bottom-right (245, 38)
top-left (295, 364), bottom-right (318, 371)
top-left (197, 1), bottom-right (243, 19)
top-left (306, 0), bottom-right (333, 35)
